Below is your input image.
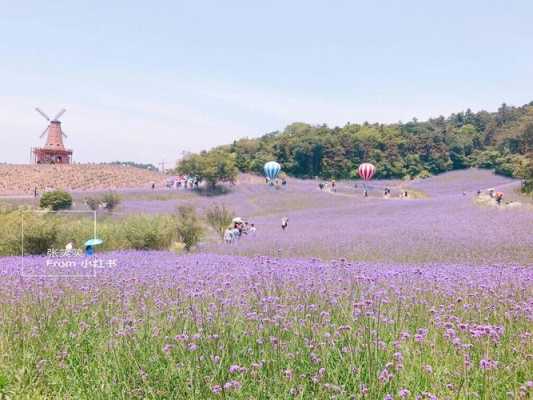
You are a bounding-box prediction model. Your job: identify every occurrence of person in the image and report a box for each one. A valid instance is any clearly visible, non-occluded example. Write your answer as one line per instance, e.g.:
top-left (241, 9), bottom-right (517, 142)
top-left (65, 240), bottom-right (75, 256)
top-left (281, 216), bottom-right (288, 231)
top-left (404, 190), bottom-right (408, 198)
top-left (224, 228), bottom-right (233, 244)
top-left (85, 244), bottom-right (94, 256)
top-left (249, 223), bottom-right (256, 234)
top-left (319, 183), bottom-right (324, 191)
top-left (34, 186), bottom-right (38, 198)
top-left (151, 182), bottom-right (155, 190)
top-left (496, 192), bottom-right (504, 205)
top-left (331, 179), bottom-right (336, 192)
top-left (364, 189), bottom-right (368, 197)
top-left (477, 189), bottom-right (481, 196)
top-left (282, 179), bottom-right (287, 186)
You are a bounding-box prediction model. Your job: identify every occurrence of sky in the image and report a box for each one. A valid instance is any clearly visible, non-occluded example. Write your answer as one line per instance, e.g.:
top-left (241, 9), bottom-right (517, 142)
top-left (1, 0), bottom-right (532, 166)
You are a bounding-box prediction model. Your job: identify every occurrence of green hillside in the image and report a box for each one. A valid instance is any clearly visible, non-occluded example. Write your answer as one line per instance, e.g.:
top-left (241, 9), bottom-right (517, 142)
top-left (180, 102), bottom-right (533, 192)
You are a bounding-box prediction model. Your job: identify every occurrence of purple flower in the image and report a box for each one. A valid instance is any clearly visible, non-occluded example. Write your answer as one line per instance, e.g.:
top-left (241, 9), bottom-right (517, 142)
top-left (229, 364), bottom-right (241, 373)
top-left (284, 369), bottom-right (293, 380)
top-left (223, 380), bottom-right (242, 391)
top-left (378, 368), bottom-right (393, 384)
top-left (399, 388), bottom-right (410, 398)
top-left (415, 328), bottom-right (429, 342)
top-left (480, 359), bottom-right (498, 370)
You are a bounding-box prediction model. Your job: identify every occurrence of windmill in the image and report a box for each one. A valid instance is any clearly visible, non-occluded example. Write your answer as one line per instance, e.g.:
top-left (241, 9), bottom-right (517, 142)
top-left (32, 107), bottom-right (73, 164)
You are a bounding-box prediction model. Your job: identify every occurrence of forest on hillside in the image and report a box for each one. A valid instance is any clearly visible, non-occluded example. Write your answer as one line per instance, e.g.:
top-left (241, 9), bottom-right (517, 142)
top-left (180, 102), bottom-right (533, 192)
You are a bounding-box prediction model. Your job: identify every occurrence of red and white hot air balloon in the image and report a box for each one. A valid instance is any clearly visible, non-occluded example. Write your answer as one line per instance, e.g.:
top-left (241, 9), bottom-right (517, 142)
top-left (357, 163), bottom-right (376, 181)
top-left (357, 163), bottom-right (376, 197)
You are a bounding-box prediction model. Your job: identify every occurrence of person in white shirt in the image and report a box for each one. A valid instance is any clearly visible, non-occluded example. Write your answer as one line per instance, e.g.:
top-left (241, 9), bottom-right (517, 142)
top-left (281, 217), bottom-right (288, 231)
top-left (224, 228), bottom-right (233, 244)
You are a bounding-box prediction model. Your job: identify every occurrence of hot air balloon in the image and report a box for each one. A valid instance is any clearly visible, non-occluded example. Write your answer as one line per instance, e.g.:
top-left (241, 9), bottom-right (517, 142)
top-left (357, 163), bottom-right (376, 196)
top-left (264, 161), bottom-right (281, 184)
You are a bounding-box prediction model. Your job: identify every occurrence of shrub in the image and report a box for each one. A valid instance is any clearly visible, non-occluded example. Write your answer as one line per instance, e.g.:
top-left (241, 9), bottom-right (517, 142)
top-left (176, 206), bottom-right (203, 251)
top-left (205, 204), bottom-right (234, 240)
top-left (493, 161), bottom-right (515, 177)
top-left (23, 215), bottom-right (59, 255)
top-left (39, 190), bottom-right (72, 211)
top-left (85, 196), bottom-right (101, 211)
top-left (123, 215), bottom-right (176, 250)
top-left (520, 158), bottom-right (533, 194)
top-left (102, 192), bottom-right (121, 211)
top-left (0, 208), bottom-right (23, 256)
top-left (0, 209), bottom-right (183, 256)
top-left (54, 216), bottom-right (95, 251)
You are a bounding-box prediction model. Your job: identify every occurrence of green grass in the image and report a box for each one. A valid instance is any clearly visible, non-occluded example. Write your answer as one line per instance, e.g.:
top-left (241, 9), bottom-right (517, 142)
top-left (0, 275), bottom-right (529, 399)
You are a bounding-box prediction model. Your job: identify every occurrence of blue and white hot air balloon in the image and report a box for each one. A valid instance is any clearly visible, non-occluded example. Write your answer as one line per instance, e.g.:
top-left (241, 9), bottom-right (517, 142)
top-left (264, 161), bottom-right (281, 183)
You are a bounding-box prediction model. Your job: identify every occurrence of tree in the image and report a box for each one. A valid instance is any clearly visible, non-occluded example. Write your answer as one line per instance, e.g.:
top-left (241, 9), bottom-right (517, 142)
top-left (39, 190), bottom-right (72, 211)
top-left (177, 150), bottom-right (238, 189)
top-left (176, 101), bottom-right (533, 182)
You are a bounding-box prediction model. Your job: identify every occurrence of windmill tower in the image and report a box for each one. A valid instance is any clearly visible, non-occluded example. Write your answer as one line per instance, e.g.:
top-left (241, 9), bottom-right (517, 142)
top-left (32, 107), bottom-right (73, 164)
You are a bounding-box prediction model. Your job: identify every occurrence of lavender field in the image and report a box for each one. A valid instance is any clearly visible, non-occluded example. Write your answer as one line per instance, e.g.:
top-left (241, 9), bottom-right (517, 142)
top-left (0, 169), bottom-right (532, 399)
top-left (165, 169), bottom-right (530, 264)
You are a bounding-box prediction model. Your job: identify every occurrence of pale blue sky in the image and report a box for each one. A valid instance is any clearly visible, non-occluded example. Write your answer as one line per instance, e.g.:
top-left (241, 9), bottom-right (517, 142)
top-left (1, 0), bottom-right (532, 165)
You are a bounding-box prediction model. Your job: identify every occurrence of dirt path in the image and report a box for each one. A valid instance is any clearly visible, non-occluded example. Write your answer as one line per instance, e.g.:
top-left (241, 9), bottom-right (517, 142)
top-left (473, 193), bottom-right (532, 210)
top-left (322, 181), bottom-right (428, 200)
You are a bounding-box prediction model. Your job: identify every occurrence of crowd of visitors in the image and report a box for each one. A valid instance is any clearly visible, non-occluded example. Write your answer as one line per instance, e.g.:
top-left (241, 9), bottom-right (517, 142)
top-left (318, 179), bottom-right (336, 192)
top-left (265, 177), bottom-right (287, 187)
top-left (165, 176), bottom-right (200, 190)
top-left (224, 218), bottom-right (256, 244)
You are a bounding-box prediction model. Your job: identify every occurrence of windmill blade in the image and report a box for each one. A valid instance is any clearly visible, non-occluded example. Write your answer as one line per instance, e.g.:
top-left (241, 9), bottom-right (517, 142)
top-left (52, 108), bottom-right (66, 121)
top-left (40, 126), bottom-right (48, 138)
top-left (35, 107), bottom-right (50, 121)
top-left (61, 129), bottom-right (68, 138)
